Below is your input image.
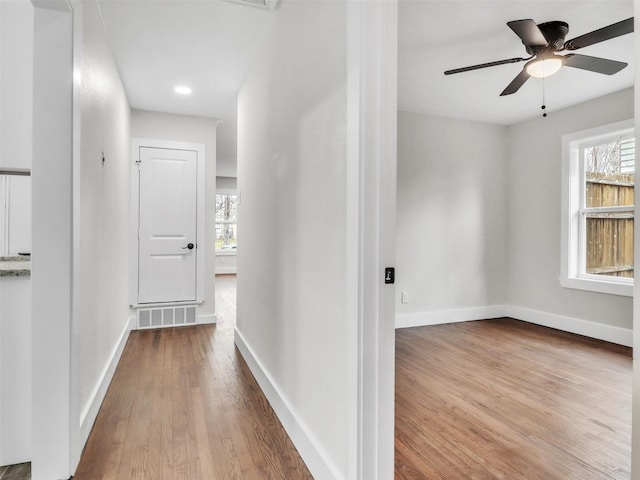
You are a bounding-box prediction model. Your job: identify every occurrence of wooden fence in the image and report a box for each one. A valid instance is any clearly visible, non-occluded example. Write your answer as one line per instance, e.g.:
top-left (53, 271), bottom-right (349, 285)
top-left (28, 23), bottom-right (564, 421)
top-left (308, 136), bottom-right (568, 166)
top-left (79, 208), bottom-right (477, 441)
top-left (585, 172), bottom-right (634, 278)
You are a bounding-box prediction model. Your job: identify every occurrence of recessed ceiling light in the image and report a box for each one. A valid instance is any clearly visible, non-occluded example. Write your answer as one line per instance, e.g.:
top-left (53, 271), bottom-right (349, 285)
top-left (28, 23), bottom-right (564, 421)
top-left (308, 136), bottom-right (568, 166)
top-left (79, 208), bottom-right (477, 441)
top-left (174, 85), bottom-right (192, 95)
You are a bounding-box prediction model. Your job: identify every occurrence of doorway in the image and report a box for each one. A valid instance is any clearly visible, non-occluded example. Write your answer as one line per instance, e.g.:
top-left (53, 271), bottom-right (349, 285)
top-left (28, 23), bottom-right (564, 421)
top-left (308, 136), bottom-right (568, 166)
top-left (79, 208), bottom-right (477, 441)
top-left (131, 139), bottom-right (205, 307)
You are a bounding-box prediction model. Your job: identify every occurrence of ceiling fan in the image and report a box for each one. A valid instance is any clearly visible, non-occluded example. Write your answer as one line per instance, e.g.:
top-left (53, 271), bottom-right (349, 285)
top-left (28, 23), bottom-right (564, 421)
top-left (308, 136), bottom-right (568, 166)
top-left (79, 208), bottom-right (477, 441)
top-left (444, 17), bottom-right (634, 96)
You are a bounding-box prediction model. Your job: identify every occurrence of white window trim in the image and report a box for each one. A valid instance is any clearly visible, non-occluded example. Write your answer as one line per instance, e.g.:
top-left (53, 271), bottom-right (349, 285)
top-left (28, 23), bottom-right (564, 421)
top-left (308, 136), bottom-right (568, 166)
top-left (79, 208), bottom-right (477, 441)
top-left (560, 119), bottom-right (634, 297)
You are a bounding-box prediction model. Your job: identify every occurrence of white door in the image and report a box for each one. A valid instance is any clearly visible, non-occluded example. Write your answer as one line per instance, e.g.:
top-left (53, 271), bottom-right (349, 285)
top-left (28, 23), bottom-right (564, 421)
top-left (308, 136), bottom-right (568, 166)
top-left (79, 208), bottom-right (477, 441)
top-left (137, 146), bottom-right (198, 304)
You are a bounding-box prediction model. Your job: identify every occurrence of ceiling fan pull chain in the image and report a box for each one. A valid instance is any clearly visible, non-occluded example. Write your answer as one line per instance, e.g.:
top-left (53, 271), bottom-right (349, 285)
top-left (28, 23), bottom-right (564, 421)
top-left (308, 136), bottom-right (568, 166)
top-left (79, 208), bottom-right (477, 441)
top-left (541, 77), bottom-right (547, 118)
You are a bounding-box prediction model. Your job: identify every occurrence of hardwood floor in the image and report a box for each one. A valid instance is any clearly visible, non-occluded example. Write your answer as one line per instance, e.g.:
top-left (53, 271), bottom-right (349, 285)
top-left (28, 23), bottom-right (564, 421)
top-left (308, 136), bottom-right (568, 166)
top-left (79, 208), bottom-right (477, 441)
top-left (74, 274), bottom-right (311, 480)
top-left (74, 275), bottom-right (632, 479)
top-left (0, 463), bottom-right (30, 480)
top-left (395, 318), bottom-right (632, 480)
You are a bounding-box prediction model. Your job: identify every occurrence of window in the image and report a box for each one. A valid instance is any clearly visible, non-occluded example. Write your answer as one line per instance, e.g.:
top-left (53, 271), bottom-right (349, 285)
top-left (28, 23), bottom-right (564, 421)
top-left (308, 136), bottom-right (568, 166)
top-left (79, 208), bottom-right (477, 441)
top-left (561, 119), bottom-right (634, 296)
top-left (215, 194), bottom-right (237, 253)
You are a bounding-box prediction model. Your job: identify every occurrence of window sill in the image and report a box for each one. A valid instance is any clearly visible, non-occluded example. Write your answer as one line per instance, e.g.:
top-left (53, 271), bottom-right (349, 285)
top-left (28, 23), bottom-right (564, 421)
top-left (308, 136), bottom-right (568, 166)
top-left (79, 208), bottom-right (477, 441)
top-left (559, 275), bottom-right (632, 297)
top-left (216, 250), bottom-right (237, 257)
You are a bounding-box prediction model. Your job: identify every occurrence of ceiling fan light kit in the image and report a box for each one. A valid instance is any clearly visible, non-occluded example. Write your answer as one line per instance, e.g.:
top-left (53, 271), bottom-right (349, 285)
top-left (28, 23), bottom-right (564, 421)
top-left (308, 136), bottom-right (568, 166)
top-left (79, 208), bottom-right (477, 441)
top-left (525, 55), bottom-right (564, 79)
top-left (444, 16), bottom-right (634, 99)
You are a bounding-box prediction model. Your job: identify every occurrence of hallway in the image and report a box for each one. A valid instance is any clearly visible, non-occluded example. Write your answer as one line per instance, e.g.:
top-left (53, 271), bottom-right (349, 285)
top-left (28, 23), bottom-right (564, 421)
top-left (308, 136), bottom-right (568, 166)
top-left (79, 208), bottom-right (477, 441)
top-left (74, 275), bottom-right (311, 479)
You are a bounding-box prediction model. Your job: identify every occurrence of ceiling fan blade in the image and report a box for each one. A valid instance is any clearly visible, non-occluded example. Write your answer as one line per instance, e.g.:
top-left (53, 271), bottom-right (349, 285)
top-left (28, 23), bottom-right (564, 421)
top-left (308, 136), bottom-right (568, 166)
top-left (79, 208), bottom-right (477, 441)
top-left (500, 69), bottom-right (530, 96)
top-left (564, 17), bottom-right (634, 50)
top-left (444, 57), bottom-right (527, 75)
top-left (507, 19), bottom-right (548, 48)
top-left (564, 54), bottom-right (628, 75)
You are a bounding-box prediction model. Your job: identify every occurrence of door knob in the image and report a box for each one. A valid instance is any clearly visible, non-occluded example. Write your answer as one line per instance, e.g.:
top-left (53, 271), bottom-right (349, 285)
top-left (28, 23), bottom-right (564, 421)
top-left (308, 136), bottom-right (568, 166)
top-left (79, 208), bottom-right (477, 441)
top-left (182, 243), bottom-right (195, 250)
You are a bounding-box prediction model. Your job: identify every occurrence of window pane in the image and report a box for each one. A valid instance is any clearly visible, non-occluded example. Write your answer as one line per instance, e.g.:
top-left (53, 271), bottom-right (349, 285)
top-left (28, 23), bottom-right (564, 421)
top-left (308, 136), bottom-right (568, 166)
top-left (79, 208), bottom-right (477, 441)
top-left (585, 139), bottom-right (635, 207)
top-left (215, 194), bottom-right (238, 222)
top-left (585, 214), bottom-right (634, 278)
top-left (215, 222), bottom-right (237, 250)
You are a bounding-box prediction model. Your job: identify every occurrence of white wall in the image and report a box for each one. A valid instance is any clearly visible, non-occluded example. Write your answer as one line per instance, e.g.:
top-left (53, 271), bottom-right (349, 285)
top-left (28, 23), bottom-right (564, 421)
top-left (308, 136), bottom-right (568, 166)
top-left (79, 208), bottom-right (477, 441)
top-left (216, 160), bottom-right (237, 177)
top-left (0, 0), bottom-right (33, 170)
top-left (236, 1), bottom-right (350, 477)
top-left (216, 175), bottom-right (237, 191)
top-left (507, 88), bottom-right (633, 331)
top-left (396, 112), bottom-right (507, 326)
top-left (131, 109), bottom-right (217, 322)
top-left (396, 89), bottom-right (633, 342)
top-left (69, 0), bottom-right (132, 472)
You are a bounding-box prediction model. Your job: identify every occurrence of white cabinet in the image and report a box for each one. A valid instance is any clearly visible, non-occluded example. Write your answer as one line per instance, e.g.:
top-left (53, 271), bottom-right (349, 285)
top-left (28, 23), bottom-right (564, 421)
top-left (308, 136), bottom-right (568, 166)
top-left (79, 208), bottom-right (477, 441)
top-left (0, 275), bottom-right (31, 465)
top-left (0, 175), bottom-right (31, 256)
top-left (0, 175), bottom-right (31, 466)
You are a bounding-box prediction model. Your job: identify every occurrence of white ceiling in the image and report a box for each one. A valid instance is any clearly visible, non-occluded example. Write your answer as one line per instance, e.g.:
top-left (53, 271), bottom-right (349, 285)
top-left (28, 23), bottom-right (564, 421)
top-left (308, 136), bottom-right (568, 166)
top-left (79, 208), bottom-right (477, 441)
top-left (399, 0), bottom-right (634, 125)
top-left (97, 0), bottom-right (277, 171)
top-left (96, 0), bottom-right (634, 171)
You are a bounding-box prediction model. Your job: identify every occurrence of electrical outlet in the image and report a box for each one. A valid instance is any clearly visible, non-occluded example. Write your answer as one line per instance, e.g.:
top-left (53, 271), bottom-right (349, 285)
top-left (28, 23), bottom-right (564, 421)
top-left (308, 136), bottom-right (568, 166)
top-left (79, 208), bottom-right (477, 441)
top-left (401, 291), bottom-right (408, 304)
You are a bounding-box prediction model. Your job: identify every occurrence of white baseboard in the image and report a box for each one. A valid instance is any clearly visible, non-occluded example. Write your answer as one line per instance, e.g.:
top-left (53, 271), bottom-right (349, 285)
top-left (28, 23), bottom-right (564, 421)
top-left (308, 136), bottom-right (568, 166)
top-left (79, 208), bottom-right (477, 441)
top-left (215, 267), bottom-right (237, 274)
top-left (198, 314), bottom-right (217, 324)
top-left (396, 305), bottom-right (508, 329)
top-left (395, 305), bottom-right (632, 347)
top-left (79, 315), bottom-right (133, 446)
top-left (234, 328), bottom-right (342, 480)
top-left (508, 305), bottom-right (632, 347)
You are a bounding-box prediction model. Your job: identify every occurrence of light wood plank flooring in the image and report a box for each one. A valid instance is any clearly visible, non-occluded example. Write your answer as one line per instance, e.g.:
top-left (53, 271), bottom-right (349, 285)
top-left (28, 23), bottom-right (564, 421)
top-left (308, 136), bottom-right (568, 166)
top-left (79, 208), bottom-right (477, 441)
top-left (74, 274), bottom-right (311, 479)
top-left (395, 318), bottom-right (632, 479)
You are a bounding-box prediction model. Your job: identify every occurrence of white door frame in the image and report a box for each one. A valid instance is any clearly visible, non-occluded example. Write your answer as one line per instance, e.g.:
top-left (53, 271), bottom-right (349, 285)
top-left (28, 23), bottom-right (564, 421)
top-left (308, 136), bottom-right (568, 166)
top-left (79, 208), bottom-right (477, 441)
top-left (130, 139), bottom-right (206, 307)
top-left (631, 8), bottom-right (640, 479)
top-left (346, 1), bottom-right (397, 479)
top-left (31, 1), bottom-right (74, 478)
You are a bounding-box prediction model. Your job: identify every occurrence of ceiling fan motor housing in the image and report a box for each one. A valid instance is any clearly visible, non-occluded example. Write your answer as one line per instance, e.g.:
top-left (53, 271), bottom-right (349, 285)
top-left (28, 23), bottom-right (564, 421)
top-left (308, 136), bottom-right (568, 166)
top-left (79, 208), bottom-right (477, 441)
top-left (529, 21), bottom-right (569, 54)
